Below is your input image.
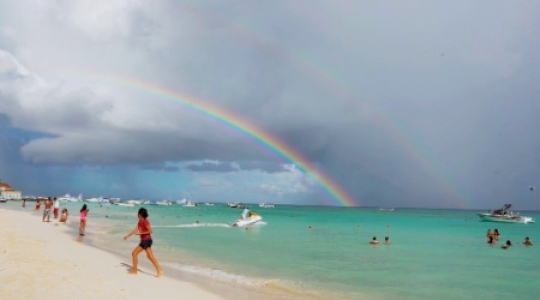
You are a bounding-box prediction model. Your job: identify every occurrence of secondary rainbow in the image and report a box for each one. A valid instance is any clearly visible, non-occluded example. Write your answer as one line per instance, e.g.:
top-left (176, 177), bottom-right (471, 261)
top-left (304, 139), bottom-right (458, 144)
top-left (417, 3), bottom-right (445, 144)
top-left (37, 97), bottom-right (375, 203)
top-left (192, 7), bottom-right (467, 208)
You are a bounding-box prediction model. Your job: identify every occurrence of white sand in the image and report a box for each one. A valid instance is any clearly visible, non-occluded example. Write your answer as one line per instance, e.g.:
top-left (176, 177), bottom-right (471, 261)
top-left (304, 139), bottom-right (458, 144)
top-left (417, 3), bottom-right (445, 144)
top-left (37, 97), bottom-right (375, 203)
top-left (0, 208), bottom-right (226, 300)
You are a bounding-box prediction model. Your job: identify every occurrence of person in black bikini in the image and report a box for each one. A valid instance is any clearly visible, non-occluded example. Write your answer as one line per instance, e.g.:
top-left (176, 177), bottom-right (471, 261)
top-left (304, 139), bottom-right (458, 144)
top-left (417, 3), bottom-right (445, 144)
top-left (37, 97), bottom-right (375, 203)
top-left (124, 208), bottom-right (163, 277)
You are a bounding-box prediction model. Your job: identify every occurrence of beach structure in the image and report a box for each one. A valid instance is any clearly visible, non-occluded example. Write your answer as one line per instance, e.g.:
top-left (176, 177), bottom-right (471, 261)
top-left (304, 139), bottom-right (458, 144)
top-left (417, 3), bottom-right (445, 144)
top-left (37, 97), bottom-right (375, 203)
top-left (0, 180), bottom-right (22, 200)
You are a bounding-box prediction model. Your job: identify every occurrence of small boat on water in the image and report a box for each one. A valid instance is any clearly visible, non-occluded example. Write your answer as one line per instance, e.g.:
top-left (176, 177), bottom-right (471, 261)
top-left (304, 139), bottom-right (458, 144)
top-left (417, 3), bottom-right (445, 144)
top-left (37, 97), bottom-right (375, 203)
top-left (0, 198), bottom-right (7, 203)
top-left (115, 203), bottom-right (134, 207)
top-left (58, 193), bottom-right (83, 202)
top-left (204, 202), bottom-right (215, 206)
top-left (157, 200), bottom-right (173, 206)
top-left (232, 213), bottom-right (262, 227)
top-left (183, 200), bottom-right (197, 207)
top-left (478, 204), bottom-right (534, 224)
top-left (259, 203), bottom-right (276, 208)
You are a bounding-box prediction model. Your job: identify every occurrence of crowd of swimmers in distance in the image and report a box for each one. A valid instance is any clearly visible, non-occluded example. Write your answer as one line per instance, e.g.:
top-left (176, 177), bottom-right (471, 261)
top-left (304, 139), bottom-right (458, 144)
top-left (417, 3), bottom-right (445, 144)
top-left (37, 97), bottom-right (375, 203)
top-left (486, 228), bottom-right (533, 249)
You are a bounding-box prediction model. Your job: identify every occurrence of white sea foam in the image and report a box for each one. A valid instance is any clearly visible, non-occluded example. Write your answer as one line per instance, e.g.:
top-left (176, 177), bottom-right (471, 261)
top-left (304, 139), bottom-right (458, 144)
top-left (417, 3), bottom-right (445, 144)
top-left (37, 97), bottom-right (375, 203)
top-left (164, 262), bottom-right (293, 288)
top-left (153, 223), bottom-right (231, 228)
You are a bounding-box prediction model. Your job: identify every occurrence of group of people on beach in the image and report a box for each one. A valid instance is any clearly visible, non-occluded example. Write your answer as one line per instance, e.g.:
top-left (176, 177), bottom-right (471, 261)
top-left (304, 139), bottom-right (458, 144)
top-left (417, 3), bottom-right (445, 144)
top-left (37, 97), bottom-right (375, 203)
top-left (26, 197), bottom-right (69, 223)
top-left (27, 199), bottom-right (163, 277)
top-left (486, 228), bottom-right (533, 249)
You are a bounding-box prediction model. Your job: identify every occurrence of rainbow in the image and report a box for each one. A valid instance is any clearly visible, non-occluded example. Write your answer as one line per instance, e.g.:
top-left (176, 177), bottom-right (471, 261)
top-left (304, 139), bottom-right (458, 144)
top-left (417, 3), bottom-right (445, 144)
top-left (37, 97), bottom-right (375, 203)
top-left (33, 70), bottom-right (359, 207)
top-left (0, 4), bottom-right (468, 207)
top-left (181, 5), bottom-right (468, 208)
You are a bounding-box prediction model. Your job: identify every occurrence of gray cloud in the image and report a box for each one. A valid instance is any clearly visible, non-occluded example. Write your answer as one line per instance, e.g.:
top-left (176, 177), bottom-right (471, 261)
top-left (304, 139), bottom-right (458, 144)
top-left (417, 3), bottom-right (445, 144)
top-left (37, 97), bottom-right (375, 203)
top-left (0, 1), bottom-right (539, 208)
top-left (186, 161), bottom-right (237, 173)
top-left (185, 161), bottom-right (285, 173)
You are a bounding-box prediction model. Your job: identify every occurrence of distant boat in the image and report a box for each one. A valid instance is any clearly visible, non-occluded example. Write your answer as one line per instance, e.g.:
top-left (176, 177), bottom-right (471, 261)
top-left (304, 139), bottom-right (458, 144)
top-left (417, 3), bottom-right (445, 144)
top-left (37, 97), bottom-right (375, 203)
top-left (58, 193), bottom-right (82, 202)
top-left (259, 203), bottom-right (276, 208)
top-left (126, 199), bottom-right (143, 205)
top-left (115, 203), bottom-right (134, 207)
top-left (228, 202), bottom-right (246, 208)
top-left (183, 200), bottom-right (198, 207)
top-left (156, 200), bottom-right (173, 206)
top-left (109, 198), bottom-right (121, 204)
top-left (0, 198), bottom-right (7, 203)
top-left (204, 202), bottom-right (215, 206)
top-left (478, 204), bottom-right (534, 224)
top-left (378, 208), bottom-right (395, 211)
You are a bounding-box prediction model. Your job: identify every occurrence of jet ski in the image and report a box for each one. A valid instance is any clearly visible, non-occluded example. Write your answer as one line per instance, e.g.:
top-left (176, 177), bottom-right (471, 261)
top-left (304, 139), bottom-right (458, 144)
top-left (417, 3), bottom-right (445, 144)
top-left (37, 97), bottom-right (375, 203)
top-left (232, 213), bottom-right (262, 227)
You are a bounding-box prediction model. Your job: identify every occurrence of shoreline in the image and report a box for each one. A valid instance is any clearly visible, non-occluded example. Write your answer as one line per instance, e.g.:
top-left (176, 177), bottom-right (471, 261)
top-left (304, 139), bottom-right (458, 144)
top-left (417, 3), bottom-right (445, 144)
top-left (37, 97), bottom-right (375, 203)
top-left (0, 204), bottom-right (321, 300)
top-left (0, 207), bottom-right (225, 300)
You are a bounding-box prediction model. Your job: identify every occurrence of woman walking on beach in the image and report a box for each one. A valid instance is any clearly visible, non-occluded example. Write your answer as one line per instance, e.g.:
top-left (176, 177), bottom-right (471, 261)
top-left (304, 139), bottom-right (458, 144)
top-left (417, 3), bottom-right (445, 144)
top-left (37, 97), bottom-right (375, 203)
top-left (79, 204), bottom-right (89, 236)
top-left (124, 207), bottom-right (163, 277)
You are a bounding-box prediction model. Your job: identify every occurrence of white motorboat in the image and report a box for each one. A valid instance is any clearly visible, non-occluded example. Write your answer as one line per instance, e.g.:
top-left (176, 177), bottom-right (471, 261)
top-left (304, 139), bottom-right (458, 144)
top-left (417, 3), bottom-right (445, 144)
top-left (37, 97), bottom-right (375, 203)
top-left (232, 213), bottom-right (262, 227)
top-left (478, 204), bottom-right (534, 224)
top-left (0, 198), bottom-right (7, 203)
top-left (183, 200), bottom-right (198, 207)
top-left (86, 197), bottom-right (113, 205)
top-left (204, 202), bottom-right (215, 206)
top-left (115, 203), bottom-right (134, 207)
top-left (109, 198), bottom-right (121, 204)
top-left (58, 193), bottom-right (83, 202)
top-left (127, 199), bottom-right (143, 205)
top-left (259, 203), bottom-right (276, 208)
top-left (156, 200), bottom-right (173, 206)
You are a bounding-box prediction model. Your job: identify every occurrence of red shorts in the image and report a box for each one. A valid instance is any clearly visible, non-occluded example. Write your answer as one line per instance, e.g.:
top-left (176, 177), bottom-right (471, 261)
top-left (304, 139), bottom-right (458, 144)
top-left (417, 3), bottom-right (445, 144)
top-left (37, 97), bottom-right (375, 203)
top-left (53, 208), bottom-right (59, 215)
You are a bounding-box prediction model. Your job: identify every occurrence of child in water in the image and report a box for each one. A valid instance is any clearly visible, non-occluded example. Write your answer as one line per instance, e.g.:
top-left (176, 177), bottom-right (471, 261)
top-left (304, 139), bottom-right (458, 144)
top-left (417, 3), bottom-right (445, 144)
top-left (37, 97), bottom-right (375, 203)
top-left (123, 208), bottom-right (163, 277)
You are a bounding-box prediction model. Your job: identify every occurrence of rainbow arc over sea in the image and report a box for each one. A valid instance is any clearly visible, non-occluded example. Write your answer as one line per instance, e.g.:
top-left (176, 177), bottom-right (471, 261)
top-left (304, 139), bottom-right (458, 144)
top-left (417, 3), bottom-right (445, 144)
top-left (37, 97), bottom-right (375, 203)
top-left (43, 71), bottom-right (358, 207)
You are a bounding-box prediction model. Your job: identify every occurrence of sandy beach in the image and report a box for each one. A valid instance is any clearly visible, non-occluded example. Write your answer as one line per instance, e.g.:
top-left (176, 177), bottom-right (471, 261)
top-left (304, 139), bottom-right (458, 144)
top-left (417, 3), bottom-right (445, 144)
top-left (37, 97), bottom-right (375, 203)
top-left (0, 207), bottom-right (226, 300)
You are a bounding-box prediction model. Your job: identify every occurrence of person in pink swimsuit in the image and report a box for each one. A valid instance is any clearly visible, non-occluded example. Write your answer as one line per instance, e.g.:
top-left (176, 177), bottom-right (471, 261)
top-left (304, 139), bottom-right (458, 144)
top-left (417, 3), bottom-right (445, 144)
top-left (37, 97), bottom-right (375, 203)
top-left (79, 204), bottom-right (89, 236)
top-left (124, 208), bottom-right (163, 277)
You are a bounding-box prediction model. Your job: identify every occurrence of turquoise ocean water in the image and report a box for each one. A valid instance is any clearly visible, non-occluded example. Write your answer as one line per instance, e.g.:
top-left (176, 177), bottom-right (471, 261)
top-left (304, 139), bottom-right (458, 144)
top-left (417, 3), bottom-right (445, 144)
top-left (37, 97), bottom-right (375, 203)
top-left (4, 202), bottom-right (540, 299)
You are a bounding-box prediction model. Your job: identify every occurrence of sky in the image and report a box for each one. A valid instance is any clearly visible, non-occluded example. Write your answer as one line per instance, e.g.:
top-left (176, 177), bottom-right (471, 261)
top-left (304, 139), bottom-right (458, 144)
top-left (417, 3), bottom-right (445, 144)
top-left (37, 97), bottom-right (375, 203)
top-left (1, 1), bottom-right (539, 209)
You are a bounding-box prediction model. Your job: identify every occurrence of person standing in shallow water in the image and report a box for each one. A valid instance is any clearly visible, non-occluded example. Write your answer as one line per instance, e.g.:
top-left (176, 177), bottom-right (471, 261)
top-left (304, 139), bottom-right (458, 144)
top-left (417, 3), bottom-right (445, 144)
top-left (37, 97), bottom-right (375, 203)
top-left (79, 204), bottom-right (89, 236)
top-left (493, 229), bottom-right (500, 240)
top-left (42, 197), bottom-right (53, 222)
top-left (124, 208), bottom-right (163, 277)
top-left (53, 197), bottom-right (60, 219)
